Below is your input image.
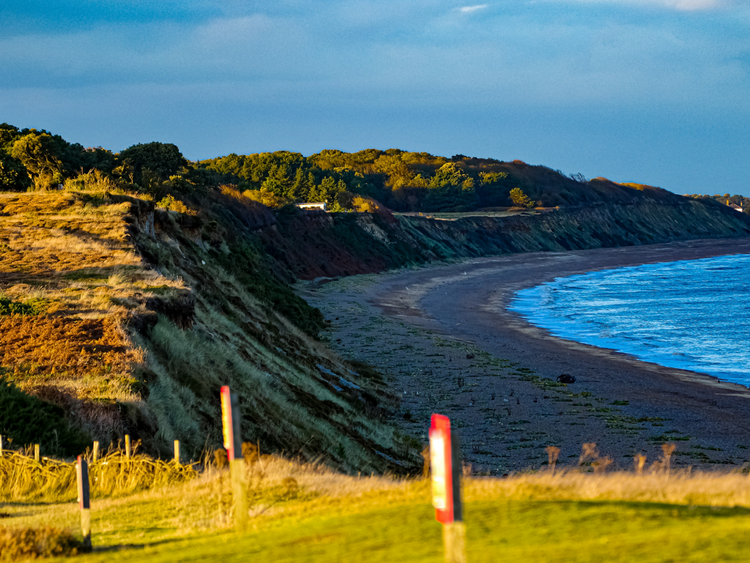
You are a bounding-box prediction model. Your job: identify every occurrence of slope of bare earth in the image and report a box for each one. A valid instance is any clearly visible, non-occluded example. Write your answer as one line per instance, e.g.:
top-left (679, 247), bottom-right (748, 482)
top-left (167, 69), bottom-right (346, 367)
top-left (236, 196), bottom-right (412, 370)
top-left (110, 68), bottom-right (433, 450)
top-left (0, 192), bottom-right (420, 472)
top-left (303, 238), bottom-right (750, 474)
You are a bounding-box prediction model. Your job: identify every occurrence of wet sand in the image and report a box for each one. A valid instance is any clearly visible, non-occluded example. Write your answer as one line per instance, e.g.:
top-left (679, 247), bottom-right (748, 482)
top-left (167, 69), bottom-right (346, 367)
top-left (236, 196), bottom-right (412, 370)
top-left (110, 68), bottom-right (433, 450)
top-left (305, 238), bottom-right (750, 474)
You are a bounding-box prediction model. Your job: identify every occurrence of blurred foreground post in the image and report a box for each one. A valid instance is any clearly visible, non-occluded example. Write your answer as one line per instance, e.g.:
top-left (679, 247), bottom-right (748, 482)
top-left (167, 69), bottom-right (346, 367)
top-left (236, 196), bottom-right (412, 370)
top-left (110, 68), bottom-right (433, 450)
top-left (92, 441), bottom-right (99, 462)
top-left (430, 414), bottom-right (466, 563)
top-left (124, 435), bottom-right (131, 459)
top-left (221, 385), bottom-right (248, 532)
top-left (174, 440), bottom-right (181, 464)
top-left (34, 444), bottom-right (40, 462)
top-left (0, 435), bottom-right (3, 456)
top-left (76, 456), bottom-right (92, 550)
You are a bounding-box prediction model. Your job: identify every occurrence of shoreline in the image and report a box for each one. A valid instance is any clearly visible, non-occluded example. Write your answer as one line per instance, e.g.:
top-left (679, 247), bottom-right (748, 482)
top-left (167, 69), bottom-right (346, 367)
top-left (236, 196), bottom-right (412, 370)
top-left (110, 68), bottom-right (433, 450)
top-left (306, 237), bottom-right (750, 473)
top-left (375, 237), bottom-right (750, 392)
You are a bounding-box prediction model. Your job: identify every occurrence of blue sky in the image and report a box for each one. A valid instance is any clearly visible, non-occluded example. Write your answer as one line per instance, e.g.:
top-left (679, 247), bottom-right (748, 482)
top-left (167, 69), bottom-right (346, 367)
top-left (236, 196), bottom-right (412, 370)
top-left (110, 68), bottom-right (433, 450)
top-left (1, 0), bottom-right (749, 195)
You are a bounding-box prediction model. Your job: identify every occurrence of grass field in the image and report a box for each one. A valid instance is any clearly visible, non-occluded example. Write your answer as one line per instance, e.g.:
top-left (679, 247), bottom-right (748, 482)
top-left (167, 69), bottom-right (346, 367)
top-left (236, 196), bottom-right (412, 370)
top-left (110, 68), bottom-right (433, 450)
top-left (5, 454), bottom-right (750, 562)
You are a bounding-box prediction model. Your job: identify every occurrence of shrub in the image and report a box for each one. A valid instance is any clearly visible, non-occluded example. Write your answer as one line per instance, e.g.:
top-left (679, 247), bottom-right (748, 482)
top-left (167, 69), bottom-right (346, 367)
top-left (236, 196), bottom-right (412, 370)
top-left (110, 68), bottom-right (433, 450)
top-left (156, 194), bottom-right (189, 213)
top-left (63, 169), bottom-right (117, 192)
top-left (509, 187), bottom-right (535, 208)
top-left (0, 526), bottom-right (86, 559)
top-left (0, 296), bottom-right (45, 316)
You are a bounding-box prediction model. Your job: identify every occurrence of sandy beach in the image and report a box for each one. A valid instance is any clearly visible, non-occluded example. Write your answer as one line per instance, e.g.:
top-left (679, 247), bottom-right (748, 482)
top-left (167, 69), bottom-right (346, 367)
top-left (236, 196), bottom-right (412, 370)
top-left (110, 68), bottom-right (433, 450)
top-left (304, 237), bottom-right (750, 474)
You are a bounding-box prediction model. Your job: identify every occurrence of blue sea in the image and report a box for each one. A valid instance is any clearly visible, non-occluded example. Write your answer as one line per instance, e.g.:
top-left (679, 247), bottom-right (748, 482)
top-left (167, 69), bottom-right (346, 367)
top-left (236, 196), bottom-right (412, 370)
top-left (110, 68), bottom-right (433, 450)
top-left (509, 254), bottom-right (750, 385)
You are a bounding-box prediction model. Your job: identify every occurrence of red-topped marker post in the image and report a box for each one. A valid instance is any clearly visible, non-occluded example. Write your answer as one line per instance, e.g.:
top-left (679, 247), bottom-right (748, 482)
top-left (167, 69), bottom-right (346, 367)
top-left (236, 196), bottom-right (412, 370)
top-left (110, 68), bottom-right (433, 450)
top-left (221, 385), bottom-right (248, 531)
top-left (430, 414), bottom-right (466, 563)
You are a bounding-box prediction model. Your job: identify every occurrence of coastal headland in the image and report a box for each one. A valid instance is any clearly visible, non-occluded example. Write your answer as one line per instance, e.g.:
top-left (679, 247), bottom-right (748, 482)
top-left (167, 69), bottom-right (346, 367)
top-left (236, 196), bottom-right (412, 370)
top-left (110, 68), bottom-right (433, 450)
top-left (307, 237), bottom-right (750, 474)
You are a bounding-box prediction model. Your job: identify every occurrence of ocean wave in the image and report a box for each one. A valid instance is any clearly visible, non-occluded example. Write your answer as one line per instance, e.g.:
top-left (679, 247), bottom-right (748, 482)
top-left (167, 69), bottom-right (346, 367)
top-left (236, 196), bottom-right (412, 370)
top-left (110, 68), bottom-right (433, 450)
top-left (509, 254), bottom-right (750, 385)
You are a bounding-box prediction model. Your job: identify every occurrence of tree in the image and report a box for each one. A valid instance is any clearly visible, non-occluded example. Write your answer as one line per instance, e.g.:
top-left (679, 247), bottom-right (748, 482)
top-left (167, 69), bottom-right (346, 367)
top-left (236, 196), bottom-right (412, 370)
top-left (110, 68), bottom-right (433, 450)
top-left (117, 142), bottom-right (187, 187)
top-left (0, 154), bottom-right (29, 191)
top-left (10, 132), bottom-right (65, 190)
top-left (509, 187), bottom-right (535, 208)
top-left (423, 162), bottom-right (476, 211)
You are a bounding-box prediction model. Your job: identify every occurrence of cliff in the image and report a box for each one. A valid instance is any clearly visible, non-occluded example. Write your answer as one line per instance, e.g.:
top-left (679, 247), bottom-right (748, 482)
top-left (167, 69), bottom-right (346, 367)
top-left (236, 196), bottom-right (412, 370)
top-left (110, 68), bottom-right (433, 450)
top-left (1, 188), bottom-right (748, 472)
top-left (261, 198), bottom-right (750, 280)
top-left (0, 192), bottom-right (420, 473)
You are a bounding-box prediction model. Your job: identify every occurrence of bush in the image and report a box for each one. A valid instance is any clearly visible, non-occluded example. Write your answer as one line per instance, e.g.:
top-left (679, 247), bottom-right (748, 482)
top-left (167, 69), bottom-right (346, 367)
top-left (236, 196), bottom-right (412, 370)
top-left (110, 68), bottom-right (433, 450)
top-left (0, 296), bottom-right (46, 316)
top-left (509, 187), bottom-right (535, 208)
top-left (63, 169), bottom-right (117, 192)
top-left (157, 194), bottom-right (189, 213)
top-left (0, 526), bottom-right (86, 559)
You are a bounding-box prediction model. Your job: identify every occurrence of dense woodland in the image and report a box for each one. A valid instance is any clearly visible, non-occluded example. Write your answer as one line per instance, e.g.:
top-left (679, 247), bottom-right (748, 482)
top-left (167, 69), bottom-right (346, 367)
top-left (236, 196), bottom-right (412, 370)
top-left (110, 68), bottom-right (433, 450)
top-left (2, 122), bottom-right (746, 213)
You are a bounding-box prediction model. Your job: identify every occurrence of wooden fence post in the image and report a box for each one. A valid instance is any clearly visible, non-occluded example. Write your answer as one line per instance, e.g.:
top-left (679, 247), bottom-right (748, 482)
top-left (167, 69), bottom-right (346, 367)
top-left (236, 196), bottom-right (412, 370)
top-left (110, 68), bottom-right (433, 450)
top-left (124, 435), bottom-right (131, 459)
top-left (92, 441), bottom-right (99, 462)
top-left (174, 440), bottom-right (180, 465)
top-left (76, 456), bottom-right (92, 550)
top-left (221, 385), bottom-right (248, 532)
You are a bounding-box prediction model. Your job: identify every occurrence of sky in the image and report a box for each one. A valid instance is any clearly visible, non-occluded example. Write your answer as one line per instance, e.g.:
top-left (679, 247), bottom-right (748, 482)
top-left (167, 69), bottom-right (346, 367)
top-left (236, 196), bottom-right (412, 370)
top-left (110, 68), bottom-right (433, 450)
top-left (1, 0), bottom-right (749, 195)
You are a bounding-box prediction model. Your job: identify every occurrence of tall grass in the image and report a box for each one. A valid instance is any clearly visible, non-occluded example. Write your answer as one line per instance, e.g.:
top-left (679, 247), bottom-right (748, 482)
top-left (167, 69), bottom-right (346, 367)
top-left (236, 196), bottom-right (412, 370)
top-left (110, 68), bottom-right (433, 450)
top-left (0, 444), bottom-right (198, 503)
top-left (468, 468), bottom-right (750, 508)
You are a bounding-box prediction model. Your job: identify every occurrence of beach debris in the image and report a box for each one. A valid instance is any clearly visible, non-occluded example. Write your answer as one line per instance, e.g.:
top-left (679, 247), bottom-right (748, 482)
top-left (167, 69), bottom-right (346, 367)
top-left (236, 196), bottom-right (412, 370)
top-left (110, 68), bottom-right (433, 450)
top-left (634, 453), bottom-right (647, 475)
top-left (491, 392), bottom-right (496, 401)
top-left (557, 374), bottom-right (576, 384)
top-left (545, 446), bottom-right (561, 475)
top-left (662, 443), bottom-right (677, 476)
top-left (592, 456), bottom-right (613, 474)
top-left (466, 353), bottom-right (475, 359)
top-left (579, 442), bottom-right (599, 466)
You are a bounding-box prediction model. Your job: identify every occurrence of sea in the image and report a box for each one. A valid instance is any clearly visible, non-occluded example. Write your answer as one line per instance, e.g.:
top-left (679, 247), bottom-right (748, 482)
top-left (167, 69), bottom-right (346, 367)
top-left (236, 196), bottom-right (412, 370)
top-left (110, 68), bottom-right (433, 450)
top-left (509, 253), bottom-right (750, 385)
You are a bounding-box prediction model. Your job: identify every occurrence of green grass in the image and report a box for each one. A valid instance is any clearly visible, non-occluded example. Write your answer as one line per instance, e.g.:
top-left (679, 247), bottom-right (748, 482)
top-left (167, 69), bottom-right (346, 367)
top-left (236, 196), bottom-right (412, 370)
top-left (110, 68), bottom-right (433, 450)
top-left (7, 470), bottom-right (750, 562)
top-left (0, 295), bottom-right (46, 316)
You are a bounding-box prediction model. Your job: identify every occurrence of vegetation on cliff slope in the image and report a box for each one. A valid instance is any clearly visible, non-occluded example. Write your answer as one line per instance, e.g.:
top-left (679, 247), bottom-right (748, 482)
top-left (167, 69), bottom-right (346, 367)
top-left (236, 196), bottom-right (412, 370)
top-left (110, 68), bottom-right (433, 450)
top-left (0, 192), bottom-right (419, 473)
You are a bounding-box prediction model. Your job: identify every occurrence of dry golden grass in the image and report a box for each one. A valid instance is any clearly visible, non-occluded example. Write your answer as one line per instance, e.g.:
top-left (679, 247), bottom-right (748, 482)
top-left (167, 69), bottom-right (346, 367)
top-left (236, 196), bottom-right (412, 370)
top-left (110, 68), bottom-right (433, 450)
top-left (0, 315), bottom-right (143, 410)
top-left (467, 468), bottom-right (750, 508)
top-left (0, 192), bottom-right (180, 443)
top-left (0, 445), bottom-right (199, 503)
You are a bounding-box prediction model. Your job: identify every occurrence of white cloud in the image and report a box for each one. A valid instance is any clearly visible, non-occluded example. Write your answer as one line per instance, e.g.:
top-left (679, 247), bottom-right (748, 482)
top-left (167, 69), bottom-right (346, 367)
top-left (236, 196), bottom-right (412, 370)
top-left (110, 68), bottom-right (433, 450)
top-left (537, 0), bottom-right (738, 11)
top-left (459, 4), bottom-right (489, 12)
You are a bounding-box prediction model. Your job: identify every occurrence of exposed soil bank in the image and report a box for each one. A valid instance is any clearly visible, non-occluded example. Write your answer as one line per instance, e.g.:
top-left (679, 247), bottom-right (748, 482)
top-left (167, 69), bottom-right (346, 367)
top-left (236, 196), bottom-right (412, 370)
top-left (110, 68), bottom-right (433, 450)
top-left (307, 238), bottom-right (750, 473)
top-left (268, 201), bottom-right (750, 281)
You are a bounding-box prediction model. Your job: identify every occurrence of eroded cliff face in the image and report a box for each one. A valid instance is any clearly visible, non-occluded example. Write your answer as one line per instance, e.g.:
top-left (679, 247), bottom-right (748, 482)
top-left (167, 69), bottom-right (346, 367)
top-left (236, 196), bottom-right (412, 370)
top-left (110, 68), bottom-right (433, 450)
top-left (0, 192), bottom-right (420, 473)
top-left (261, 200), bottom-right (750, 280)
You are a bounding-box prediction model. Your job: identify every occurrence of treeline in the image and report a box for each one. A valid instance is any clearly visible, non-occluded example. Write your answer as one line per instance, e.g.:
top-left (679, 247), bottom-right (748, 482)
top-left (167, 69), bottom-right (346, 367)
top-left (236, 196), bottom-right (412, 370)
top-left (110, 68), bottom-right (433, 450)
top-left (200, 149), bottom-right (589, 211)
top-left (687, 193), bottom-right (750, 213)
top-left (0, 122), bottom-right (683, 212)
top-left (0, 124), bottom-right (209, 203)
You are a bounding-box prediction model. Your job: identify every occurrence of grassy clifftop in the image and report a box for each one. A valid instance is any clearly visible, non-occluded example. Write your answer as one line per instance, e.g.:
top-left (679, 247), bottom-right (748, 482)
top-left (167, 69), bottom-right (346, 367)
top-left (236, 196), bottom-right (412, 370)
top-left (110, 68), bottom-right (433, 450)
top-left (0, 192), bottom-right (420, 473)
